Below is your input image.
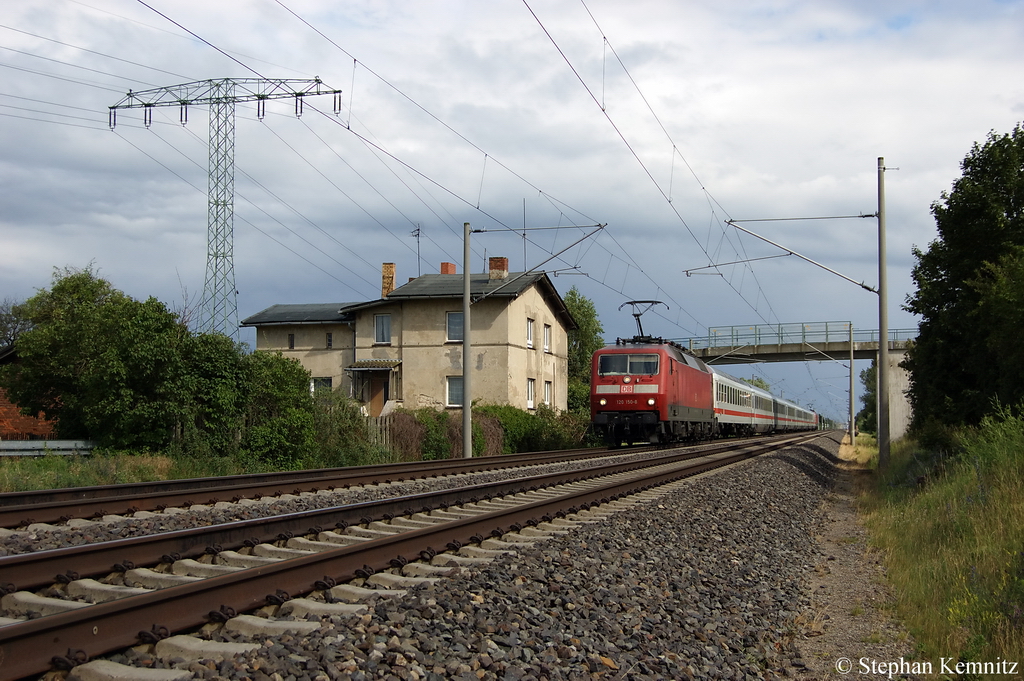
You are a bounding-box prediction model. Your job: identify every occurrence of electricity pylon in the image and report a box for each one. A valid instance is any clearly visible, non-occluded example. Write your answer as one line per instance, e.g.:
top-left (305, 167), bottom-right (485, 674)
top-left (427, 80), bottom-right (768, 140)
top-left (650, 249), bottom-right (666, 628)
top-left (110, 78), bottom-right (341, 337)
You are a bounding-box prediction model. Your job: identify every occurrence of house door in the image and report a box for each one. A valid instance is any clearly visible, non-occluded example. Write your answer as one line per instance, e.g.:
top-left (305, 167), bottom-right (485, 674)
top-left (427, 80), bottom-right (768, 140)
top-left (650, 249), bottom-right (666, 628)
top-left (369, 375), bottom-right (389, 417)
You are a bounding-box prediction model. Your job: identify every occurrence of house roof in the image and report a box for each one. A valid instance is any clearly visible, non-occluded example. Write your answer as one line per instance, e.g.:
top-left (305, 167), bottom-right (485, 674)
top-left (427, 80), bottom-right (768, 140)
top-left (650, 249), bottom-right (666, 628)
top-left (348, 272), bottom-right (578, 330)
top-left (240, 303), bottom-right (360, 327)
top-left (388, 271), bottom-right (545, 299)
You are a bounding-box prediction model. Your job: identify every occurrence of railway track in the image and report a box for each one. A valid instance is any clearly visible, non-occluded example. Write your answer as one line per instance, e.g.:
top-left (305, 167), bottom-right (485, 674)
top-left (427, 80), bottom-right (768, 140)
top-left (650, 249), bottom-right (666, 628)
top-left (0, 446), bottom-right (624, 529)
top-left (0, 432), bottom-right (822, 680)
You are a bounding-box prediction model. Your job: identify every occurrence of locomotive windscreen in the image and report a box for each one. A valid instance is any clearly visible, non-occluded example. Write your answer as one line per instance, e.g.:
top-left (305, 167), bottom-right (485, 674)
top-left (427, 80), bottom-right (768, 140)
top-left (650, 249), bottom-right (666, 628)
top-left (598, 353), bottom-right (660, 376)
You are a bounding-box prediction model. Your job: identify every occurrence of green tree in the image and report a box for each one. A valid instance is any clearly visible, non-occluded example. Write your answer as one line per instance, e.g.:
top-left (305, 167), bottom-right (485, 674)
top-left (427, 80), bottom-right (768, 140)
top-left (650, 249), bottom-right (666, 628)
top-left (969, 247), bottom-right (1024, 409)
top-left (856, 360), bottom-right (878, 435)
top-left (903, 123), bottom-right (1024, 428)
top-left (741, 376), bottom-right (771, 392)
top-left (0, 266), bottom-right (189, 448)
top-left (0, 297), bottom-right (31, 347)
top-left (238, 350), bottom-right (316, 467)
top-left (563, 286), bottom-right (604, 413)
top-left (174, 332), bottom-right (247, 457)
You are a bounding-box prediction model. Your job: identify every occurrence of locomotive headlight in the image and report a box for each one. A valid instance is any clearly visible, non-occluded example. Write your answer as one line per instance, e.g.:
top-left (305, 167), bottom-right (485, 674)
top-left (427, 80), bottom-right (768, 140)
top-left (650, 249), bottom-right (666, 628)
top-left (647, 398), bottom-right (656, 406)
top-left (622, 376), bottom-right (631, 383)
top-left (599, 398), bottom-right (607, 406)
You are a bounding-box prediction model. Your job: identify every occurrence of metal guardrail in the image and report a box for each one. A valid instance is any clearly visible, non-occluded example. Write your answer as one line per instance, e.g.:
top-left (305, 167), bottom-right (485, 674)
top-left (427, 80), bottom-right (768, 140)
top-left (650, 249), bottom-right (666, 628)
top-left (682, 321), bottom-right (917, 350)
top-left (0, 441), bottom-right (94, 456)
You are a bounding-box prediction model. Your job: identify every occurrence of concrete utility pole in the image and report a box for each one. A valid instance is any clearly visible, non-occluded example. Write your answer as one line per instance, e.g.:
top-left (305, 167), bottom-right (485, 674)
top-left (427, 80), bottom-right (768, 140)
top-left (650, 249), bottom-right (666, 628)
top-left (110, 78), bottom-right (341, 337)
top-left (849, 323), bottom-right (855, 445)
top-left (877, 157), bottom-right (891, 467)
top-left (462, 222), bottom-right (473, 458)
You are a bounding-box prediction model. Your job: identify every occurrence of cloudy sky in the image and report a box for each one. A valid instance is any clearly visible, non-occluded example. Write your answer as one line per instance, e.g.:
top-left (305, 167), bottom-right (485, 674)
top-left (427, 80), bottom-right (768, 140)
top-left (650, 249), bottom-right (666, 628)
top-left (2, 0), bottom-right (1022, 421)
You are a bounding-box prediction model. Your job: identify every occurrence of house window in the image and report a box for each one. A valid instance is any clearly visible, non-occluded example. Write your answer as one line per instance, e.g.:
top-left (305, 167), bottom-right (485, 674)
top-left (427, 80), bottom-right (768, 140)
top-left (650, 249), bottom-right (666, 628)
top-left (326, 332), bottom-right (333, 349)
top-left (447, 376), bottom-right (464, 407)
top-left (543, 324), bottom-right (551, 353)
top-left (446, 311), bottom-right (464, 342)
top-left (544, 380), bottom-right (552, 406)
top-left (526, 318), bottom-right (534, 348)
top-left (310, 377), bottom-right (333, 395)
top-left (374, 314), bottom-right (391, 344)
top-left (527, 378), bottom-right (535, 409)
top-left (287, 333), bottom-right (295, 350)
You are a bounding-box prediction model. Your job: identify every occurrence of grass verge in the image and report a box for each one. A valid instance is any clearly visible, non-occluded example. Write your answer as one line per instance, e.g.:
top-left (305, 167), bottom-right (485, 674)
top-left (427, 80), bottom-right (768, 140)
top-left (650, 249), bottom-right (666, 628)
top-left (0, 445), bottom-right (405, 493)
top-left (860, 412), bottom-right (1024, 666)
top-left (0, 451), bottom-right (238, 492)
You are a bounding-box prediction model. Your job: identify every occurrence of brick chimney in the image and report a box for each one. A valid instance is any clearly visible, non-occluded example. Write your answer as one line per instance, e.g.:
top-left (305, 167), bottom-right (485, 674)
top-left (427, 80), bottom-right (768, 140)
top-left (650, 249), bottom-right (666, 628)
top-left (382, 263), bottom-right (395, 297)
top-left (440, 262), bottom-right (457, 275)
top-left (489, 256), bottom-right (509, 280)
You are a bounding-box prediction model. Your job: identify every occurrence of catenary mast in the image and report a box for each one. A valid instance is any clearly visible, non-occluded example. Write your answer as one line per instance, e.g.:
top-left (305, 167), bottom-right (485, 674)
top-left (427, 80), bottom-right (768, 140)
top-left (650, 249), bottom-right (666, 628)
top-left (110, 78), bottom-right (341, 337)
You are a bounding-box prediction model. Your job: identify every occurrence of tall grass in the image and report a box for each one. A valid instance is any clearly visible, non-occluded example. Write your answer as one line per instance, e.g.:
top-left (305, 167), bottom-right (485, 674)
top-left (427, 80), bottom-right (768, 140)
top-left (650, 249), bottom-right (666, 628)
top-left (863, 409), bottom-right (1024, 664)
top-left (0, 451), bottom-right (243, 492)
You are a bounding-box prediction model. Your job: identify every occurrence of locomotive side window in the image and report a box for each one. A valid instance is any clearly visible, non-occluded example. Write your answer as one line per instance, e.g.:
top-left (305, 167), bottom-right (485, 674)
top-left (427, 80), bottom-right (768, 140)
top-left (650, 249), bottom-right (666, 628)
top-left (598, 354), bottom-right (660, 376)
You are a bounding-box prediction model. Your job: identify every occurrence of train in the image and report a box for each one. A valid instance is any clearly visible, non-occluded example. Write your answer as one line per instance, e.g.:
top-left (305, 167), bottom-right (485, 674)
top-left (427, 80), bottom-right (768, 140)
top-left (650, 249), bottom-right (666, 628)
top-left (590, 335), bottom-right (819, 446)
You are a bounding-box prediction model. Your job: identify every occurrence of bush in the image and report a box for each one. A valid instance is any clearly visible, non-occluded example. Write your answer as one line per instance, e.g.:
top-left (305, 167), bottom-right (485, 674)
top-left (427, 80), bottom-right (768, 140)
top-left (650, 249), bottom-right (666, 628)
top-left (309, 390), bottom-right (378, 468)
top-left (415, 408), bottom-right (452, 460)
top-left (476, 403), bottom-right (592, 454)
top-left (238, 351), bottom-right (316, 467)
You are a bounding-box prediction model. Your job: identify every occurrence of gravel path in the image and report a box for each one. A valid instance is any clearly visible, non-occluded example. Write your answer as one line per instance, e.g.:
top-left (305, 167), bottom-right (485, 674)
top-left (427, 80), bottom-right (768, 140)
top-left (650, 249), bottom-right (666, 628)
top-left (791, 438), bottom-right (917, 680)
top-left (106, 433), bottom-right (843, 680)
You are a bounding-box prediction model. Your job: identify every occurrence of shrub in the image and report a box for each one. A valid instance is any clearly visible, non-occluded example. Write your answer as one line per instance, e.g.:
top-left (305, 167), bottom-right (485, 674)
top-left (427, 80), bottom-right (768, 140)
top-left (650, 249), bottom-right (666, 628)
top-left (476, 403), bottom-right (592, 454)
top-left (309, 390), bottom-right (377, 468)
top-left (415, 408), bottom-right (452, 460)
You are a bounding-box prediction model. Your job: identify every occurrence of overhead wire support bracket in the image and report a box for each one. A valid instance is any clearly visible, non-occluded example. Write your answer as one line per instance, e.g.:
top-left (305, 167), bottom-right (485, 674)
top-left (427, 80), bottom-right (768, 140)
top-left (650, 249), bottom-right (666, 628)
top-left (724, 215), bottom-right (878, 294)
top-left (473, 223), bottom-right (603, 232)
top-left (684, 253), bottom-right (792, 276)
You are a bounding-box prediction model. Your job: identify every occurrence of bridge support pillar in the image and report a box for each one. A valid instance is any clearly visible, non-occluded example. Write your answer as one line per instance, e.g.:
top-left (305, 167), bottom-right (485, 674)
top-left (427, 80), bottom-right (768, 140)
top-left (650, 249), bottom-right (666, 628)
top-left (887, 349), bottom-right (912, 441)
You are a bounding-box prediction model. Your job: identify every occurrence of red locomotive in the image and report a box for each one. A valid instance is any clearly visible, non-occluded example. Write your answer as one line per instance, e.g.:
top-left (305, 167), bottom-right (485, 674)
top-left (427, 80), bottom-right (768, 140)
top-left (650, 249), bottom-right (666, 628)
top-left (590, 335), bottom-right (818, 446)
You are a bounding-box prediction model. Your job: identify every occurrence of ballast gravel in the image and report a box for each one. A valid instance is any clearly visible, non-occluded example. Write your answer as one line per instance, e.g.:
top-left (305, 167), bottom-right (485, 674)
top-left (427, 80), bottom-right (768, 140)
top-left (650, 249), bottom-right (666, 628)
top-left (107, 434), bottom-right (841, 680)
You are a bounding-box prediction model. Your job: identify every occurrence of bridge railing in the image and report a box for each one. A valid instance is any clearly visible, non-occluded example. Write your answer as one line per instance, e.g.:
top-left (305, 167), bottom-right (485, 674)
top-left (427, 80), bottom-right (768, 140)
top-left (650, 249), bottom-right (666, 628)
top-left (682, 321), bottom-right (917, 351)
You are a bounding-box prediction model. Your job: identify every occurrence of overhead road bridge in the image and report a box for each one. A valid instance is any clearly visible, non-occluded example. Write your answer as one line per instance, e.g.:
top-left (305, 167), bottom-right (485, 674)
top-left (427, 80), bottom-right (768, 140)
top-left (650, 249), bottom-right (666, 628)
top-left (682, 321), bottom-right (916, 365)
top-left (678, 321), bottom-right (917, 441)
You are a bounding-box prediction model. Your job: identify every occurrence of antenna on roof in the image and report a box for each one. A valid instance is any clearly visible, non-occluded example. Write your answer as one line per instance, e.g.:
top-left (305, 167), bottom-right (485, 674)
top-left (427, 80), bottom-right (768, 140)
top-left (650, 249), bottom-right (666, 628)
top-left (618, 300), bottom-right (668, 338)
top-left (411, 226), bottom-right (422, 277)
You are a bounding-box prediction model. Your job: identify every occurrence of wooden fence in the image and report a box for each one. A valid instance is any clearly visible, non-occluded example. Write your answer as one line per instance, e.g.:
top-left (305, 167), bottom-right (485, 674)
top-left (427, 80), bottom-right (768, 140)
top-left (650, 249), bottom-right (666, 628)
top-left (365, 414), bottom-right (396, 451)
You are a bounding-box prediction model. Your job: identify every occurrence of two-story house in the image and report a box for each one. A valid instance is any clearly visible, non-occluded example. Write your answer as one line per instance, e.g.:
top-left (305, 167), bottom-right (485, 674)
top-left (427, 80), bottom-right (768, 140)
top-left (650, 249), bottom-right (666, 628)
top-left (241, 258), bottom-right (576, 417)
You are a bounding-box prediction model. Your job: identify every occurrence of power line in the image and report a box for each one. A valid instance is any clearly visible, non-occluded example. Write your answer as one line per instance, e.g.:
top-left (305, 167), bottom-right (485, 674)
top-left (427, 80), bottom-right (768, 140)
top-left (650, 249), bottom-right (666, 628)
top-left (0, 23), bottom-right (193, 80)
top-left (523, 0), bottom-right (786, 331)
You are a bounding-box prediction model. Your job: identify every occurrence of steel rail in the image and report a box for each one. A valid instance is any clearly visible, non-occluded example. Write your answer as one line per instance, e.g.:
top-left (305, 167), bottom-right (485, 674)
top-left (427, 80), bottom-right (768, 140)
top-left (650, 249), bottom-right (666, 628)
top-left (0, 446), bottom-right (624, 528)
top-left (0, 436), bottom-right (788, 592)
top-left (0, 432), bottom-right (823, 680)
